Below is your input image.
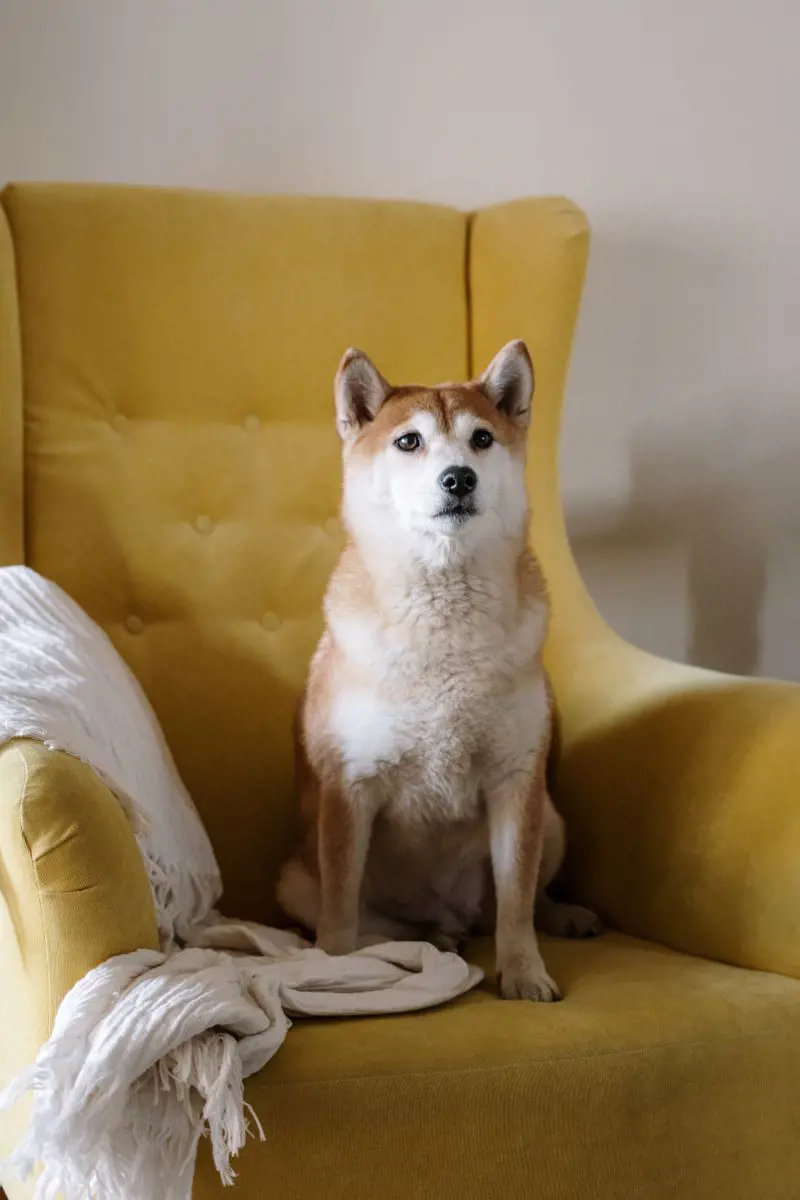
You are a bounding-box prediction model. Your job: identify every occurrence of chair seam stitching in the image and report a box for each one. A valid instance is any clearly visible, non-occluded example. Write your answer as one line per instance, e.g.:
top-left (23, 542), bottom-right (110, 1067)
top-left (253, 1020), bottom-right (798, 1092)
top-left (16, 745), bottom-right (54, 1027)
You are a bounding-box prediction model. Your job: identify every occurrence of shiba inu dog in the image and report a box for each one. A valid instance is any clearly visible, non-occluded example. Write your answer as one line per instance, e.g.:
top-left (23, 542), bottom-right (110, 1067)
top-left (278, 341), bottom-right (600, 1001)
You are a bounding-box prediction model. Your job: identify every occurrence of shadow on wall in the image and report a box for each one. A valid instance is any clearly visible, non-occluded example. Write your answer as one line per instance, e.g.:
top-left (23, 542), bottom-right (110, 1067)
top-left (563, 223), bottom-right (800, 677)
top-left (629, 408), bottom-right (783, 676)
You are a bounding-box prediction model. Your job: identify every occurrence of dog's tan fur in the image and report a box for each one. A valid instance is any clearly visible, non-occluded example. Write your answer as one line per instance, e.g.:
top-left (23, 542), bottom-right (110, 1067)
top-left (278, 342), bottom-right (599, 1001)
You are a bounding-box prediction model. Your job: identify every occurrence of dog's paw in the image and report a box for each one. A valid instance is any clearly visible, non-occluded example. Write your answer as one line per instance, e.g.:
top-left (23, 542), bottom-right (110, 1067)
top-left (430, 928), bottom-right (468, 955)
top-left (498, 959), bottom-right (562, 1003)
top-left (564, 904), bottom-right (603, 938)
top-left (538, 900), bottom-right (603, 939)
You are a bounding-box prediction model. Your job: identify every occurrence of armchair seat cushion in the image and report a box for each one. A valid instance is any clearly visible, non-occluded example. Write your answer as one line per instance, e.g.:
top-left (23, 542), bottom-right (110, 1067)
top-left (194, 933), bottom-right (800, 1199)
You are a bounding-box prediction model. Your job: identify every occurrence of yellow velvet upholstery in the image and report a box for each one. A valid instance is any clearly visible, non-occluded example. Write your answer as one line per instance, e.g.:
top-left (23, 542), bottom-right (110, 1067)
top-left (195, 935), bottom-right (800, 1200)
top-left (0, 205), bottom-right (23, 566)
top-left (0, 740), bottom-right (159, 1195)
top-left (1, 184), bottom-right (467, 925)
top-left (1, 184), bottom-right (799, 1199)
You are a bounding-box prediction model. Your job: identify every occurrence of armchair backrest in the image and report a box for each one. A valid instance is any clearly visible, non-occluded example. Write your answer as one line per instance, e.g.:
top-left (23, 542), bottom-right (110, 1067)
top-left (0, 184), bottom-right (589, 920)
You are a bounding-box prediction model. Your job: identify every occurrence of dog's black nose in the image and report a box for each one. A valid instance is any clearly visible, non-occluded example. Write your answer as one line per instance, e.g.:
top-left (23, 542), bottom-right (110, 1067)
top-left (438, 465), bottom-right (478, 499)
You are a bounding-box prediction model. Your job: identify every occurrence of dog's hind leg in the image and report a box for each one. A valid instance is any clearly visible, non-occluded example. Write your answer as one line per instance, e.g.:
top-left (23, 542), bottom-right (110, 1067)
top-left (535, 796), bottom-right (602, 938)
top-left (358, 910), bottom-right (426, 946)
top-left (535, 892), bottom-right (603, 938)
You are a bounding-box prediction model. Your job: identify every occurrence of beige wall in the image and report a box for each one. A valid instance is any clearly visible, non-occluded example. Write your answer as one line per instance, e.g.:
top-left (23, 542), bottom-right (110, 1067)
top-left (1, 0), bottom-right (798, 678)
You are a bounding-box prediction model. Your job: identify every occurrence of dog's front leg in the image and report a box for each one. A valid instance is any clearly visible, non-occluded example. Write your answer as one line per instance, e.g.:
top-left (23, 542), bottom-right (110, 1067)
top-left (316, 780), bottom-right (374, 955)
top-left (486, 763), bottom-right (561, 1002)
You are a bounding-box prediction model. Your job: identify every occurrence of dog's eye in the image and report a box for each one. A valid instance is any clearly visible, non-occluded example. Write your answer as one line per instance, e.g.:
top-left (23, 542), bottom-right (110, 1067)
top-left (395, 431), bottom-right (422, 453)
top-left (470, 429), bottom-right (494, 451)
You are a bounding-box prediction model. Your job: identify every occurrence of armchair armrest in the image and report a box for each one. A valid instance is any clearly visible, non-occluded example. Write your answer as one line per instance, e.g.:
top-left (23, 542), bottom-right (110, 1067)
top-left (0, 738), bottom-right (159, 1188)
top-left (553, 637), bottom-right (800, 979)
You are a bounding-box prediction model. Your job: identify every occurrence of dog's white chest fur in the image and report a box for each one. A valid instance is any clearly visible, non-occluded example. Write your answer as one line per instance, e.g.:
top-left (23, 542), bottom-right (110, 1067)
top-left (328, 566), bottom-right (548, 828)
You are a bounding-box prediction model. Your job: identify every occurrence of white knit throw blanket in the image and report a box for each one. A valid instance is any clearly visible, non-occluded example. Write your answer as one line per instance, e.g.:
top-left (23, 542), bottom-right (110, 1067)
top-left (0, 569), bottom-right (482, 1199)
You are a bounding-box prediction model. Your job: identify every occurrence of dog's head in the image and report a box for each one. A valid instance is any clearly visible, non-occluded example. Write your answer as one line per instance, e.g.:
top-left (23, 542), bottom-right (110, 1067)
top-left (334, 341), bottom-right (534, 557)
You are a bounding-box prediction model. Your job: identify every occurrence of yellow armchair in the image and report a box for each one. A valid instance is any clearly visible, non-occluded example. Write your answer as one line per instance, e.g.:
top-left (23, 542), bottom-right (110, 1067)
top-left (1, 184), bottom-right (799, 1200)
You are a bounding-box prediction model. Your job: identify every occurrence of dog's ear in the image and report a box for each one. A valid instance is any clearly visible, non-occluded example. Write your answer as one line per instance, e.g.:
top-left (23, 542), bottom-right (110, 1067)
top-left (334, 348), bottom-right (391, 438)
top-left (479, 340), bottom-right (534, 430)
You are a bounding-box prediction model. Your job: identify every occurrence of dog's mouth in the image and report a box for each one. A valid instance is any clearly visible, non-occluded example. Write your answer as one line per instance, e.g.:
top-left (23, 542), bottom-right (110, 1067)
top-left (434, 500), bottom-right (477, 523)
